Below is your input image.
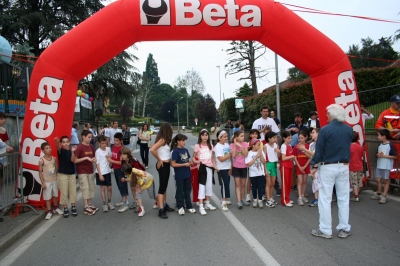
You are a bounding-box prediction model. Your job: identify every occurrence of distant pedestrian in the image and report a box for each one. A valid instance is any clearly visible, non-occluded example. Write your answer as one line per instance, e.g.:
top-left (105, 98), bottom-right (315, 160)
top-left (121, 124), bottom-right (131, 148)
top-left (210, 122), bottom-right (220, 146)
top-left (251, 106), bottom-right (280, 141)
top-left (139, 124), bottom-right (151, 168)
top-left (307, 111), bottom-right (320, 128)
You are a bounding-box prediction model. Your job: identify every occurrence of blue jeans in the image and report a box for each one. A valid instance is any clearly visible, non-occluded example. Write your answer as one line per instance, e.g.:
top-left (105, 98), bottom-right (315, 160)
top-left (114, 168), bottom-right (128, 197)
top-left (176, 178), bottom-right (193, 209)
top-left (250, 175), bottom-right (265, 200)
top-left (318, 163), bottom-right (351, 235)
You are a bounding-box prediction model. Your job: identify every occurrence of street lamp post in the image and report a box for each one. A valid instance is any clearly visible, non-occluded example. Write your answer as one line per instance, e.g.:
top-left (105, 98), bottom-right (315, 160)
top-left (177, 97), bottom-right (183, 133)
top-left (216, 66), bottom-right (221, 106)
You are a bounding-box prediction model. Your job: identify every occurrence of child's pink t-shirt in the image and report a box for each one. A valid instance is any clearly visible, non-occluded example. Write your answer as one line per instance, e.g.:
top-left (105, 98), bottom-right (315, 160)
top-left (194, 144), bottom-right (214, 167)
top-left (230, 142), bottom-right (249, 168)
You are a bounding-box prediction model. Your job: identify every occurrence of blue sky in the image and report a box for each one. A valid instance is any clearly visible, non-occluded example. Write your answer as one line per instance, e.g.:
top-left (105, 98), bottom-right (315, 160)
top-left (108, 0), bottom-right (400, 107)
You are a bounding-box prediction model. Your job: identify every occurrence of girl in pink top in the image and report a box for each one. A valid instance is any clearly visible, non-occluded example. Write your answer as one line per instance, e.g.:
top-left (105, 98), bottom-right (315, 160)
top-left (193, 129), bottom-right (217, 216)
top-left (230, 130), bottom-right (249, 209)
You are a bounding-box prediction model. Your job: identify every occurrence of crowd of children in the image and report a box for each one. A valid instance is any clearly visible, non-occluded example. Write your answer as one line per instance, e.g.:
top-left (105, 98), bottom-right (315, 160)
top-left (39, 120), bottom-right (396, 220)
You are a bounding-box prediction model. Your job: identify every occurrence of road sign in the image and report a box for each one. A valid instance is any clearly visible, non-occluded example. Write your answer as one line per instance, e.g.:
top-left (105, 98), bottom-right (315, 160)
top-left (235, 99), bottom-right (244, 109)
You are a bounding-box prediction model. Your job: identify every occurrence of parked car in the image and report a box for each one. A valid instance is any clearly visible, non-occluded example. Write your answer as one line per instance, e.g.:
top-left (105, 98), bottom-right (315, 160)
top-left (150, 127), bottom-right (159, 134)
top-left (130, 127), bottom-right (138, 136)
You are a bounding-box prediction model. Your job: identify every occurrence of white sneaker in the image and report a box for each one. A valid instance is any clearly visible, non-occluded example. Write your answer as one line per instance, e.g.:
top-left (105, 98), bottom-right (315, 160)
top-left (195, 202), bottom-right (200, 207)
top-left (138, 206), bottom-right (145, 217)
top-left (205, 203), bottom-right (216, 211)
top-left (187, 208), bottom-right (196, 214)
top-left (252, 199), bottom-right (258, 208)
top-left (45, 212), bottom-right (52, 220)
top-left (302, 197), bottom-right (309, 203)
top-left (118, 204), bottom-right (128, 213)
top-left (108, 202), bottom-right (115, 210)
top-left (199, 207), bottom-right (207, 216)
top-left (284, 203), bottom-right (294, 207)
top-left (178, 207), bottom-right (185, 215)
top-left (53, 208), bottom-right (63, 215)
top-left (297, 198), bottom-right (304, 206)
top-left (153, 201), bottom-right (159, 209)
top-left (221, 203), bottom-right (229, 212)
top-left (115, 201), bottom-right (123, 207)
top-left (258, 200), bottom-right (264, 208)
top-left (226, 200), bottom-right (232, 205)
top-left (102, 204), bottom-right (109, 212)
top-left (246, 194), bottom-right (251, 202)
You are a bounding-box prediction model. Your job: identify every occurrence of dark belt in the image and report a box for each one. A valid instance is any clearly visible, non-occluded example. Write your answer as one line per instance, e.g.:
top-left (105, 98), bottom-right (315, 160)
top-left (321, 161), bottom-right (348, 165)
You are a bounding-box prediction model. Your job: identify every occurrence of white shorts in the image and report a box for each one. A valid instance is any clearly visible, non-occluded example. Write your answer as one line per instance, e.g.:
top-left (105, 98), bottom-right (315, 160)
top-left (43, 180), bottom-right (58, 200)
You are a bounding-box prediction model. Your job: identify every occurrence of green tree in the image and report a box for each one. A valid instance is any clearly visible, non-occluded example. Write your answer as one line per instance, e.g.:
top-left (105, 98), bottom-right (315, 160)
top-left (195, 94), bottom-right (217, 123)
top-left (347, 37), bottom-right (399, 69)
top-left (287, 67), bottom-right (309, 81)
top-left (234, 82), bottom-right (253, 97)
top-left (225, 41), bottom-right (272, 95)
top-left (0, 0), bottom-right (105, 56)
top-left (117, 104), bottom-right (133, 123)
top-left (143, 53), bottom-right (160, 87)
top-left (146, 83), bottom-right (175, 119)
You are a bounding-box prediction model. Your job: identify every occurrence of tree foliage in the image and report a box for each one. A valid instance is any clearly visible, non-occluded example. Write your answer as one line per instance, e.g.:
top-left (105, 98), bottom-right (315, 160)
top-left (234, 82), bottom-right (253, 98)
top-left (117, 104), bottom-right (133, 122)
top-left (0, 0), bottom-right (105, 56)
top-left (287, 67), bottom-right (309, 82)
top-left (347, 37), bottom-right (399, 69)
top-left (225, 41), bottom-right (272, 95)
top-left (194, 94), bottom-right (217, 123)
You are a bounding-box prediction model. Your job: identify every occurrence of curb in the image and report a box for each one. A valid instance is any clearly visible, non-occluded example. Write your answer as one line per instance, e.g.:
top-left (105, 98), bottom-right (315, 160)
top-left (0, 210), bottom-right (46, 254)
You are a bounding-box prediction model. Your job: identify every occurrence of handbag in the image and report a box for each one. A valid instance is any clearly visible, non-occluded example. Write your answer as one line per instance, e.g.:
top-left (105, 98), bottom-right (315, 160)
top-left (137, 130), bottom-right (141, 145)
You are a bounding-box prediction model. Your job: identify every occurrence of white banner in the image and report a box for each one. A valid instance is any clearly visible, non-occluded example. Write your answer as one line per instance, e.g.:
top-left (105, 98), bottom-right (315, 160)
top-left (75, 97), bottom-right (80, 112)
top-left (80, 97), bottom-right (92, 109)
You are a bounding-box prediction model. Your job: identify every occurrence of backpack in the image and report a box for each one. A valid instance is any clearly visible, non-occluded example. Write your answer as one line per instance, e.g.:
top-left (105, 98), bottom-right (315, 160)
top-left (129, 157), bottom-right (145, 171)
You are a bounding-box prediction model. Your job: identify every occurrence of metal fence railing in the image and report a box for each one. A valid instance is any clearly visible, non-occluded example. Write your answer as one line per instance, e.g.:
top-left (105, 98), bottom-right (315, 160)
top-left (0, 151), bottom-right (38, 214)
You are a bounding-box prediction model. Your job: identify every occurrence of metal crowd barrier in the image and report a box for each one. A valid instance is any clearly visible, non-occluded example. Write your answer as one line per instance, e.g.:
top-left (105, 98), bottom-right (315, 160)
top-left (0, 152), bottom-right (38, 214)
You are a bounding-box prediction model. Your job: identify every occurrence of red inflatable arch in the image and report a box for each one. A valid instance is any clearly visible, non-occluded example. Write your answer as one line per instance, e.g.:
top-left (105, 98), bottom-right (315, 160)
top-left (21, 0), bottom-right (362, 204)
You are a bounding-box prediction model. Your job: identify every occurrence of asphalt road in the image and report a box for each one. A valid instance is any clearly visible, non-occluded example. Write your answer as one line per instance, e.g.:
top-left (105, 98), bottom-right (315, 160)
top-left (0, 134), bottom-right (399, 266)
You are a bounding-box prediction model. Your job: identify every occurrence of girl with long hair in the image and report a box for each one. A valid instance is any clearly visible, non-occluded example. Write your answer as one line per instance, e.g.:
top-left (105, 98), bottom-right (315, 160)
top-left (139, 123), bottom-right (151, 168)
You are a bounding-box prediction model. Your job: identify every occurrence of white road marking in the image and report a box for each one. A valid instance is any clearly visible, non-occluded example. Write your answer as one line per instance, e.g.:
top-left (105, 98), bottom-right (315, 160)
top-left (0, 191), bottom-right (82, 266)
top-left (211, 195), bottom-right (281, 266)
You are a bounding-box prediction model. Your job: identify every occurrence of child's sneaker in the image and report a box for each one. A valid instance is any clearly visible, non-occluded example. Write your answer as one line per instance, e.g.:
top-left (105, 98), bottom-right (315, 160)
top-left (129, 201), bottom-right (137, 209)
top-left (71, 206), bottom-right (78, 216)
top-left (164, 203), bottom-right (175, 212)
top-left (262, 195), bottom-right (266, 201)
top-left (252, 199), bottom-right (258, 208)
top-left (102, 204), bottom-right (109, 212)
top-left (221, 203), bottom-right (229, 212)
top-left (195, 202), bottom-right (200, 207)
top-left (115, 201), bottom-right (123, 207)
top-left (265, 200), bottom-right (275, 208)
top-left (53, 208), bottom-right (63, 215)
top-left (138, 206), bottom-right (145, 217)
top-left (108, 202), bottom-right (115, 210)
top-left (258, 200), bottom-right (264, 209)
top-left (241, 200), bottom-right (250, 206)
top-left (199, 207), bottom-right (207, 216)
top-left (187, 208), bottom-right (196, 214)
top-left (63, 208), bottom-right (69, 218)
top-left (118, 203), bottom-right (128, 213)
top-left (379, 195), bottom-right (387, 204)
top-left (246, 194), bottom-right (251, 202)
top-left (270, 198), bottom-right (277, 206)
top-left (89, 205), bottom-right (99, 213)
top-left (309, 199), bottom-right (318, 207)
top-left (84, 207), bottom-right (94, 215)
top-left (178, 207), bottom-right (185, 215)
top-left (297, 197), bottom-right (304, 206)
top-left (350, 196), bottom-right (359, 202)
top-left (45, 211), bottom-right (52, 220)
top-left (237, 201), bottom-right (243, 209)
top-left (204, 203), bottom-right (216, 211)
top-left (226, 200), bottom-right (232, 205)
top-left (302, 197), bottom-right (308, 203)
top-left (370, 193), bottom-right (381, 200)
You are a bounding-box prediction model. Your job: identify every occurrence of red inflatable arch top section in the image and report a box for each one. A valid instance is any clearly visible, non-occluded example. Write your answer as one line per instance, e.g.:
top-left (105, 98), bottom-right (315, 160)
top-left (21, 0), bottom-right (362, 203)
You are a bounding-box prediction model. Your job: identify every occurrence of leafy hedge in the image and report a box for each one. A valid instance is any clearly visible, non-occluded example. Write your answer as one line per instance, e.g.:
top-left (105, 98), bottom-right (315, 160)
top-left (219, 66), bottom-right (399, 129)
